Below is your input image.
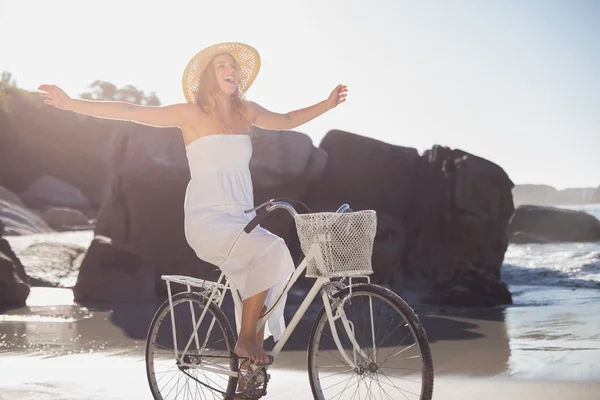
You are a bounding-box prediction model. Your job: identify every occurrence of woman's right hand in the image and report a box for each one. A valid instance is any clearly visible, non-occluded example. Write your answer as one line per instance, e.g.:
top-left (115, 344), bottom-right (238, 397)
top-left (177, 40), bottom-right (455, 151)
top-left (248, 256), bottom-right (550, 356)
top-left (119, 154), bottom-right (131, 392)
top-left (38, 84), bottom-right (72, 110)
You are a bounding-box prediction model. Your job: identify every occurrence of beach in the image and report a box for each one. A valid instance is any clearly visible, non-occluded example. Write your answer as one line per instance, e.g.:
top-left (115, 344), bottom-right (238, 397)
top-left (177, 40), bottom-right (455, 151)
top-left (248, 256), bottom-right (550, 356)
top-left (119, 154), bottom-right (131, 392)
top-left (1, 283), bottom-right (599, 399)
top-left (2, 206), bottom-right (600, 399)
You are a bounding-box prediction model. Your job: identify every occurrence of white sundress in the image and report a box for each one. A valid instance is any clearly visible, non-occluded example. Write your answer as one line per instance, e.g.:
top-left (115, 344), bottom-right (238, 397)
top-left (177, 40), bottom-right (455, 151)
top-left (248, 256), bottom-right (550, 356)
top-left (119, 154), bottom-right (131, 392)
top-left (183, 133), bottom-right (294, 341)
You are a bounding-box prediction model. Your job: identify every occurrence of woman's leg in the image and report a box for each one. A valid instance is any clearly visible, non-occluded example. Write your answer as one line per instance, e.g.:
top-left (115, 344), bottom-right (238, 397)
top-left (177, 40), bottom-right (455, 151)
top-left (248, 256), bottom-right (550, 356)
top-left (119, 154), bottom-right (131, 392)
top-left (234, 289), bottom-right (270, 363)
top-left (237, 304), bottom-right (268, 394)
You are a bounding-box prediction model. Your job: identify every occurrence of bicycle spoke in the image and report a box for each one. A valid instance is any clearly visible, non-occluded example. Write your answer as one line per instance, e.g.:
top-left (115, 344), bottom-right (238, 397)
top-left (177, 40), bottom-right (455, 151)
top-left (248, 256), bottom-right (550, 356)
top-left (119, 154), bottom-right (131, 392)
top-left (308, 285), bottom-right (433, 399)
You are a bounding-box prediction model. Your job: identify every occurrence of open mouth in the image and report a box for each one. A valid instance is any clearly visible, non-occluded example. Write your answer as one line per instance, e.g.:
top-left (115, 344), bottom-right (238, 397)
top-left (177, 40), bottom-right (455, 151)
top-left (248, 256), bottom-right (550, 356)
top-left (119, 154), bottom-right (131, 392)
top-left (224, 76), bottom-right (235, 84)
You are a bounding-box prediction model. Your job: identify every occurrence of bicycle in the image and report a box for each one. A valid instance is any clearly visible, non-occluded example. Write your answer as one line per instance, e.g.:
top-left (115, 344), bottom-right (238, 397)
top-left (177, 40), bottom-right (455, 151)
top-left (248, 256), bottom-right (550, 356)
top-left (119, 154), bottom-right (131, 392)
top-left (145, 199), bottom-right (434, 400)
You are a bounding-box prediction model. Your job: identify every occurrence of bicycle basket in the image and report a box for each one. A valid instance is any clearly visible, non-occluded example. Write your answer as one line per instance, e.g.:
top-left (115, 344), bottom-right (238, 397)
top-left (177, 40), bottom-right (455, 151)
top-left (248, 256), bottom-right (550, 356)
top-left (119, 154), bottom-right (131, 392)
top-left (293, 210), bottom-right (377, 278)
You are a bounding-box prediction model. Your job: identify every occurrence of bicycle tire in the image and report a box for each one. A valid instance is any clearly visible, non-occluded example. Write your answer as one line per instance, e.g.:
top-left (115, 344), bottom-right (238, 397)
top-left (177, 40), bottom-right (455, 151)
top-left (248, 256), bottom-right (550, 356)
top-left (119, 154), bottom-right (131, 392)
top-left (307, 283), bottom-right (434, 400)
top-left (145, 291), bottom-right (239, 400)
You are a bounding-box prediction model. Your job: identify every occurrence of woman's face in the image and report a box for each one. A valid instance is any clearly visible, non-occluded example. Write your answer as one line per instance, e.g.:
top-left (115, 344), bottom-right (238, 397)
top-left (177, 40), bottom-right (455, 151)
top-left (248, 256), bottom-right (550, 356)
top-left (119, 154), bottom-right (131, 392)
top-left (211, 53), bottom-right (239, 96)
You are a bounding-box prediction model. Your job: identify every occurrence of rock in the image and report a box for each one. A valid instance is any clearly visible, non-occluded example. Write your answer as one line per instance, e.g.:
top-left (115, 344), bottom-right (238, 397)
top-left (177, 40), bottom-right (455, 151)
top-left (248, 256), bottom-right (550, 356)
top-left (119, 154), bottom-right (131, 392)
top-left (0, 233), bottom-right (29, 284)
top-left (250, 127), bottom-right (327, 188)
top-left (508, 205), bottom-right (600, 243)
top-left (0, 93), bottom-right (112, 211)
top-left (0, 234), bottom-right (30, 307)
top-left (76, 124), bottom-right (328, 302)
top-left (305, 130), bottom-right (420, 219)
top-left (402, 146), bottom-right (514, 306)
top-left (0, 192), bottom-right (53, 236)
top-left (40, 207), bottom-right (91, 231)
top-left (74, 123), bottom-right (516, 307)
top-left (75, 124), bottom-right (212, 302)
top-left (250, 128), bottom-right (327, 257)
top-left (19, 175), bottom-right (93, 213)
top-left (74, 238), bottom-right (155, 302)
top-left (16, 242), bottom-right (85, 287)
top-left (427, 275), bottom-right (512, 307)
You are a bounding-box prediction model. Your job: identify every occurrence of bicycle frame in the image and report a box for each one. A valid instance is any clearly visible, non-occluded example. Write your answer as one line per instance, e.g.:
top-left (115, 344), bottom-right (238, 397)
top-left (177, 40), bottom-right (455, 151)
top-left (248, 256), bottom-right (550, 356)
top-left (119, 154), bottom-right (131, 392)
top-left (161, 201), bottom-right (376, 378)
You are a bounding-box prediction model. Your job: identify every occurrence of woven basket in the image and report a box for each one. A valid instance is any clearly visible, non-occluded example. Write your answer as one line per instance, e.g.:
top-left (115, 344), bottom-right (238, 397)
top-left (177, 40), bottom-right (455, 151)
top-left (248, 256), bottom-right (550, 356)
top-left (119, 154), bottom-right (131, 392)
top-left (293, 210), bottom-right (377, 278)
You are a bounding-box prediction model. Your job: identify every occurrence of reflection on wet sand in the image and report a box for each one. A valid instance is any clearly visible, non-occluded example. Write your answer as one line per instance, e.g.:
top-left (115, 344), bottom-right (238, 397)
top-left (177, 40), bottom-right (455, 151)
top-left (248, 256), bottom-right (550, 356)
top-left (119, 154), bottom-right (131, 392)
top-left (1, 286), bottom-right (600, 399)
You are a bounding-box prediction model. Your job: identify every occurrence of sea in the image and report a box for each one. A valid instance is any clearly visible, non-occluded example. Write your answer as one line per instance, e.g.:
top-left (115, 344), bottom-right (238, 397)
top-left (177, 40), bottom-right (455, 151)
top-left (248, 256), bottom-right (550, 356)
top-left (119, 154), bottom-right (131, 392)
top-left (503, 204), bottom-right (600, 296)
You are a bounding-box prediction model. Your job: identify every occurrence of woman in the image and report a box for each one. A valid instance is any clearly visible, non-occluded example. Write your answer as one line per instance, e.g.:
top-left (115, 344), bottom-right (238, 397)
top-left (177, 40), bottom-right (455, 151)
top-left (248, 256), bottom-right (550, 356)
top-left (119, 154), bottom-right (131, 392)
top-left (38, 42), bottom-right (347, 366)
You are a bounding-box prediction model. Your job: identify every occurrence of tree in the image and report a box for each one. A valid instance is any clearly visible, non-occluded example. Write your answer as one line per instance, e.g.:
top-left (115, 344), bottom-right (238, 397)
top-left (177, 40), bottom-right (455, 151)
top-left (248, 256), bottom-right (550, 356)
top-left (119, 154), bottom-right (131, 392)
top-left (1, 71), bottom-right (17, 87)
top-left (80, 80), bottom-right (161, 105)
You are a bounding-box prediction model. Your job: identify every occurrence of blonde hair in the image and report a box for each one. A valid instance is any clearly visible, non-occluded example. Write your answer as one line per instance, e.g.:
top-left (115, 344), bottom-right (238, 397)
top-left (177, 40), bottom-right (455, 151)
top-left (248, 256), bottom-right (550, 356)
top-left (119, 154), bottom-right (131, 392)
top-left (195, 53), bottom-right (250, 131)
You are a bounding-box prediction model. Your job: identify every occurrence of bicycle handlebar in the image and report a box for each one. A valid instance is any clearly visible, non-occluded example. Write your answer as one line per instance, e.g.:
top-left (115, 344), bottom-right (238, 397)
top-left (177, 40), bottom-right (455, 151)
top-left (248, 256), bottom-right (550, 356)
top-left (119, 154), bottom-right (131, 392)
top-left (243, 199), bottom-right (352, 234)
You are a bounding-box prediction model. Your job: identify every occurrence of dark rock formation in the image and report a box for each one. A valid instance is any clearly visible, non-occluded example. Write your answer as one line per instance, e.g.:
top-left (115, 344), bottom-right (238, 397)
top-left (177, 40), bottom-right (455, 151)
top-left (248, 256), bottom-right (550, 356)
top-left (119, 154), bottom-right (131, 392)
top-left (40, 207), bottom-right (92, 231)
top-left (74, 238), bottom-right (157, 302)
top-left (64, 124), bottom-right (514, 307)
top-left (304, 132), bottom-right (514, 306)
top-left (508, 205), bottom-right (600, 243)
top-left (74, 124), bottom-right (327, 302)
top-left (305, 130), bottom-right (420, 219)
top-left (0, 93), bottom-right (113, 212)
top-left (0, 220), bottom-right (31, 306)
top-left (19, 175), bottom-right (93, 215)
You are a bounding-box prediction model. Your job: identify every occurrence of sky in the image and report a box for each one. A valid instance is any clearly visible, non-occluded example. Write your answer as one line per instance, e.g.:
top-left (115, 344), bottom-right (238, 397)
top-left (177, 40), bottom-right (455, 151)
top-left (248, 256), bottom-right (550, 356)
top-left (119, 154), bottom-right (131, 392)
top-left (0, 0), bottom-right (598, 189)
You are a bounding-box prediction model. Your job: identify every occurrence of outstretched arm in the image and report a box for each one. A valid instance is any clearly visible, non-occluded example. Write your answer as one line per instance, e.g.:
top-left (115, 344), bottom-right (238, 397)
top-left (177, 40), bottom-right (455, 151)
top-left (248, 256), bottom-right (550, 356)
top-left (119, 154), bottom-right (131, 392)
top-left (249, 84), bottom-right (347, 130)
top-left (38, 84), bottom-right (194, 128)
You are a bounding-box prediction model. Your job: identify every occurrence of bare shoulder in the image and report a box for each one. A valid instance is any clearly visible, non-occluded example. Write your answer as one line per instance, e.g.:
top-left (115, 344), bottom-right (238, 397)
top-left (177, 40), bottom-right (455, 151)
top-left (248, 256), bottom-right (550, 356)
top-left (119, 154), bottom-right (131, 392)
top-left (246, 100), bottom-right (261, 123)
top-left (175, 102), bottom-right (203, 120)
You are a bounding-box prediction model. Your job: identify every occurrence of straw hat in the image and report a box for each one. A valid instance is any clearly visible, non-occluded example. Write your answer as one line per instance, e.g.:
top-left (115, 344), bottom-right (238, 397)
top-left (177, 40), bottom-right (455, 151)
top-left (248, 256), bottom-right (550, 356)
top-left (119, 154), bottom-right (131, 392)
top-left (182, 42), bottom-right (261, 103)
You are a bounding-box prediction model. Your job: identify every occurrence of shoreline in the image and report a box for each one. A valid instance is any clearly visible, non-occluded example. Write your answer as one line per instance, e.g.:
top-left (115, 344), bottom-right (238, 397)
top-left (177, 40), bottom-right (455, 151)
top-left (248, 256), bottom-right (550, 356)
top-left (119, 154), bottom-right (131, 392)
top-left (1, 285), bottom-right (599, 399)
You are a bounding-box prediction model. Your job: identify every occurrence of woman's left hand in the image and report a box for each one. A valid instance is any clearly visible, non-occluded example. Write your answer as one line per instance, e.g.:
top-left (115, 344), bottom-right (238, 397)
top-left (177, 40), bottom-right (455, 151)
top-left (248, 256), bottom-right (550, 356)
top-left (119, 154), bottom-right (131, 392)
top-left (327, 84), bottom-right (348, 109)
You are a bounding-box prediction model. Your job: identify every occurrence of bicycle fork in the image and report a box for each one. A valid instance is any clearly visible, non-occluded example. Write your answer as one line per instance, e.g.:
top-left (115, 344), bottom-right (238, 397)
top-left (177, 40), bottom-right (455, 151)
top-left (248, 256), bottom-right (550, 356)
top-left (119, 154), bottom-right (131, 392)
top-left (321, 288), bottom-right (377, 370)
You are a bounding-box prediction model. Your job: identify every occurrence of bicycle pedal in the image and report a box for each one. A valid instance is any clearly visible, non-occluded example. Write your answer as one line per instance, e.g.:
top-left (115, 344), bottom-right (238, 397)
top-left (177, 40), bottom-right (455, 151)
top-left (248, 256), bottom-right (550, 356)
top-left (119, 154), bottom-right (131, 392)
top-left (254, 355), bottom-right (274, 367)
top-left (239, 355), bottom-right (274, 367)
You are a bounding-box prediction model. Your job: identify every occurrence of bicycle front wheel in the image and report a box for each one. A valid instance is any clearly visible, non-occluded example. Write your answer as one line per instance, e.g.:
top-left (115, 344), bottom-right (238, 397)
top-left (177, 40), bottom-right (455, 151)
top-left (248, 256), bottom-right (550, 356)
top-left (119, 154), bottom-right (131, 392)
top-left (145, 292), bottom-right (238, 400)
top-left (308, 283), bottom-right (434, 400)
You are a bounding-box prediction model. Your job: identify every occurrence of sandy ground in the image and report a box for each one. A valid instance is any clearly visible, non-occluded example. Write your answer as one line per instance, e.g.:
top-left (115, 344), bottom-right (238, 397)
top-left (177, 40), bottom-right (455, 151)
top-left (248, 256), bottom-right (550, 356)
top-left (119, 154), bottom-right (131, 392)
top-left (1, 286), bottom-right (599, 399)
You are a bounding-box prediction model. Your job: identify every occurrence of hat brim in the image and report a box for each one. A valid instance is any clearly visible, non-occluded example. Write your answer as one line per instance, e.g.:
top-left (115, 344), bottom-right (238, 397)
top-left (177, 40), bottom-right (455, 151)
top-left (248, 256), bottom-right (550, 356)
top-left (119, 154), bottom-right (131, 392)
top-left (182, 42), bottom-right (261, 104)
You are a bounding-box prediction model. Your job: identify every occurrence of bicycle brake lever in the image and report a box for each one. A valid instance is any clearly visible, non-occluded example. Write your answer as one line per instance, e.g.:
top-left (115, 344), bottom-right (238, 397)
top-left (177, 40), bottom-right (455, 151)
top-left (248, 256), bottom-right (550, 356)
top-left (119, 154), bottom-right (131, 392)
top-left (244, 199), bottom-right (274, 214)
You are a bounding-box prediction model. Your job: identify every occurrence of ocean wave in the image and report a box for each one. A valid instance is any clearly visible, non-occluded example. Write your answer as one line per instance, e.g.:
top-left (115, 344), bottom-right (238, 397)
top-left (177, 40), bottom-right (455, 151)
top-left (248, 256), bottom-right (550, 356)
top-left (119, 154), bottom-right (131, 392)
top-left (502, 241), bottom-right (600, 289)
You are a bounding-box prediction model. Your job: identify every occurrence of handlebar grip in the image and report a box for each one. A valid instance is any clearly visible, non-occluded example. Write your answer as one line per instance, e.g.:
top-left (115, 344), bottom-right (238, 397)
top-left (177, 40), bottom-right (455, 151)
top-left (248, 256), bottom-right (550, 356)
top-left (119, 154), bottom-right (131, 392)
top-left (243, 209), bottom-right (269, 233)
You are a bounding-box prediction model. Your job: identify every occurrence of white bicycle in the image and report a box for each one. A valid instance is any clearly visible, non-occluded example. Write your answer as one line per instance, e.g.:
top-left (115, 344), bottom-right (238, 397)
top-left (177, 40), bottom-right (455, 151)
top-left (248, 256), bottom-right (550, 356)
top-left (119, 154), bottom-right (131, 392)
top-left (145, 199), bottom-right (434, 400)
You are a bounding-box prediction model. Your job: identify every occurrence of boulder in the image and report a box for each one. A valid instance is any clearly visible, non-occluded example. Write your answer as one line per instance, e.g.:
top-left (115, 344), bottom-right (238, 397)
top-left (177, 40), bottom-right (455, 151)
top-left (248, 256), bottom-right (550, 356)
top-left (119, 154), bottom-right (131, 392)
top-left (75, 124), bottom-right (211, 302)
top-left (40, 207), bottom-right (91, 231)
top-left (508, 205), bottom-right (600, 243)
top-left (74, 238), bottom-right (156, 302)
top-left (403, 146), bottom-right (514, 305)
top-left (74, 124), bottom-right (327, 302)
top-left (74, 124), bottom-right (516, 307)
top-left (427, 275), bottom-right (513, 307)
top-left (0, 93), bottom-right (112, 211)
top-left (304, 130), bottom-right (420, 219)
top-left (19, 175), bottom-right (93, 214)
top-left (0, 222), bottom-right (30, 306)
top-left (250, 127), bottom-right (327, 188)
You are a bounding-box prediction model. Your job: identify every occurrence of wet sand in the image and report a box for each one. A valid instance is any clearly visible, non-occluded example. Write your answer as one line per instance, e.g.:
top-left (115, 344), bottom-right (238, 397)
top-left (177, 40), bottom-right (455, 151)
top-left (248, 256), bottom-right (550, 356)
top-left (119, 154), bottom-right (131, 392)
top-left (1, 286), bottom-right (599, 399)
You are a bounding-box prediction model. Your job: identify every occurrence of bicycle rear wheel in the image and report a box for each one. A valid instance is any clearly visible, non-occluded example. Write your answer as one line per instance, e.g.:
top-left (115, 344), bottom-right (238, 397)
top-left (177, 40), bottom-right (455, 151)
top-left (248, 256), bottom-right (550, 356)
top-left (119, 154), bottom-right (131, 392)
top-left (145, 292), bottom-right (238, 400)
top-left (308, 283), bottom-right (434, 400)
